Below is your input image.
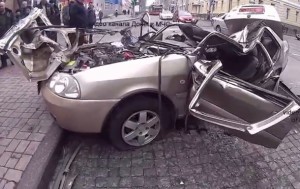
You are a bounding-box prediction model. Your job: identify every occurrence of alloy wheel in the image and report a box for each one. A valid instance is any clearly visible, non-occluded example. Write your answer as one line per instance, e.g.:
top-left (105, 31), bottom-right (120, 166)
top-left (121, 110), bottom-right (160, 146)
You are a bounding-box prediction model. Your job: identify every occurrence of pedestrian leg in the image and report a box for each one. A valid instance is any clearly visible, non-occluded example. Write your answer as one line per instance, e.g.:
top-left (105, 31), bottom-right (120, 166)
top-left (88, 25), bottom-right (93, 43)
top-left (0, 55), bottom-right (8, 69)
top-left (89, 33), bottom-right (93, 43)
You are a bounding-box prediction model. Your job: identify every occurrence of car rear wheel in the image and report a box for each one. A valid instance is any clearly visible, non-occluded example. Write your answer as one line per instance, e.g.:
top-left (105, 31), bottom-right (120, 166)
top-left (107, 96), bottom-right (172, 150)
top-left (216, 25), bottom-right (221, 33)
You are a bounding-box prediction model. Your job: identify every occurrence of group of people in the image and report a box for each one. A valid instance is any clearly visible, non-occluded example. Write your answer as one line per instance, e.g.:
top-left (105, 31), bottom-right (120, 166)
top-left (122, 9), bottom-right (130, 16)
top-left (0, 0), bottom-right (101, 69)
top-left (62, 0), bottom-right (98, 44)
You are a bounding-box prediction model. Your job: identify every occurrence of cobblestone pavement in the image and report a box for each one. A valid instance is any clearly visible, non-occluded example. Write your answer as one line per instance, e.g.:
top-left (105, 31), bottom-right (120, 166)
top-left (51, 120), bottom-right (300, 189)
top-left (49, 21), bottom-right (300, 189)
top-left (0, 66), bottom-right (54, 189)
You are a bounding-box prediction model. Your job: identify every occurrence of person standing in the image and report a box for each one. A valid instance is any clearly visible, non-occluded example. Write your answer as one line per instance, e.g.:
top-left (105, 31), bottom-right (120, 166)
top-left (49, 0), bottom-right (61, 26)
top-left (87, 2), bottom-right (96, 43)
top-left (16, 1), bottom-right (31, 19)
top-left (15, 9), bottom-right (21, 22)
top-left (0, 2), bottom-right (14, 69)
top-left (98, 9), bottom-right (103, 23)
top-left (69, 0), bottom-right (87, 46)
top-left (115, 9), bottom-right (118, 17)
top-left (36, 0), bottom-right (61, 41)
top-left (62, 0), bottom-right (71, 26)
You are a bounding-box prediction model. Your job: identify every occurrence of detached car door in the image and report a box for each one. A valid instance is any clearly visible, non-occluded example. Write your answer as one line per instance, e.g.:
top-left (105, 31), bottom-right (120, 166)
top-left (189, 59), bottom-right (300, 148)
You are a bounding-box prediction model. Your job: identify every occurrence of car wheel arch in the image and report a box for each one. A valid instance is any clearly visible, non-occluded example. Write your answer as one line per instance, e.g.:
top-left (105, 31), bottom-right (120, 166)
top-left (101, 90), bottom-right (177, 133)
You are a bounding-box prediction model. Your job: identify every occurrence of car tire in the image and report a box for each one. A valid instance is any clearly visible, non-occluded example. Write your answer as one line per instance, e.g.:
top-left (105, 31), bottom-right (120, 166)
top-left (107, 96), bottom-right (172, 150)
top-left (216, 25), bottom-right (221, 33)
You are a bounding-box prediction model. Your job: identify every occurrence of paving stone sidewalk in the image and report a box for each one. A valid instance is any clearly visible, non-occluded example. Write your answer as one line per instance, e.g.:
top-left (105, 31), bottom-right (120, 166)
top-left (0, 66), bottom-right (54, 189)
top-left (52, 122), bottom-right (300, 189)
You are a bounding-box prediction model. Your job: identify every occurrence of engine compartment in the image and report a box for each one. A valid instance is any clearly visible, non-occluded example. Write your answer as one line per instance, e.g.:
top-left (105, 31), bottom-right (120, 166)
top-left (59, 42), bottom-right (154, 74)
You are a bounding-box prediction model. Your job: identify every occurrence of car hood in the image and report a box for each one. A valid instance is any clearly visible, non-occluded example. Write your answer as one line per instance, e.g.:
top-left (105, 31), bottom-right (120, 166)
top-left (0, 8), bottom-right (78, 82)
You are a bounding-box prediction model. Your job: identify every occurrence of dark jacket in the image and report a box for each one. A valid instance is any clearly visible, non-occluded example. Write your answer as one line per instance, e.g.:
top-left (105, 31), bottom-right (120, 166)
top-left (98, 11), bottom-right (103, 19)
top-left (62, 5), bottom-right (70, 25)
top-left (37, 2), bottom-right (61, 25)
top-left (69, 1), bottom-right (87, 28)
top-left (0, 8), bottom-right (14, 38)
top-left (16, 6), bottom-right (31, 19)
top-left (87, 7), bottom-right (96, 26)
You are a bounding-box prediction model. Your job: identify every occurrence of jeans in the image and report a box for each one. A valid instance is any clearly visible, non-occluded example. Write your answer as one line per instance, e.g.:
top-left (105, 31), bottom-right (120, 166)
top-left (88, 25), bottom-right (94, 43)
top-left (68, 33), bottom-right (85, 46)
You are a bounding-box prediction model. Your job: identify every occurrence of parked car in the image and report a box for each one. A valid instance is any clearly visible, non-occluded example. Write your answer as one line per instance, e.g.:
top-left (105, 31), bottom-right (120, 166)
top-left (211, 13), bottom-right (229, 35)
top-left (1, 9), bottom-right (299, 151)
top-left (224, 4), bottom-right (283, 38)
top-left (159, 10), bottom-right (173, 20)
top-left (172, 10), bottom-right (195, 23)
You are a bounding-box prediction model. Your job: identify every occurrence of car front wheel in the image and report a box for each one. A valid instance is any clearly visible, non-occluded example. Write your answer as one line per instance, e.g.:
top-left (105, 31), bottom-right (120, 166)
top-left (216, 25), bottom-right (221, 33)
top-left (108, 96), bottom-right (172, 150)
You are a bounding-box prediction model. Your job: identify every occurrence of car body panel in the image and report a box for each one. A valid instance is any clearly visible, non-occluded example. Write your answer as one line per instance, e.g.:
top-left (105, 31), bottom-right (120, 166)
top-left (73, 54), bottom-right (196, 117)
top-left (189, 60), bottom-right (300, 148)
top-left (0, 8), bottom-right (78, 82)
top-left (42, 86), bottom-right (119, 133)
top-left (212, 13), bottom-right (229, 35)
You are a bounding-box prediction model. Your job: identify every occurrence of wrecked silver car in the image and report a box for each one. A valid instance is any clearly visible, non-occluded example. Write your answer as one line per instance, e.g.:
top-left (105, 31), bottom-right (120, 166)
top-left (0, 8), bottom-right (299, 150)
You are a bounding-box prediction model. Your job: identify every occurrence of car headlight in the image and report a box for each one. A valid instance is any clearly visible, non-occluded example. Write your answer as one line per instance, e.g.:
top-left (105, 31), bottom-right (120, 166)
top-left (48, 73), bottom-right (81, 99)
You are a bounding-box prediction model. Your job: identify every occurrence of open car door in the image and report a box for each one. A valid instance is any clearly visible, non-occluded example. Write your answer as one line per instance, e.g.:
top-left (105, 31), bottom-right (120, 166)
top-left (189, 60), bottom-right (300, 148)
top-left (188, 23), bottom-right (300, 148)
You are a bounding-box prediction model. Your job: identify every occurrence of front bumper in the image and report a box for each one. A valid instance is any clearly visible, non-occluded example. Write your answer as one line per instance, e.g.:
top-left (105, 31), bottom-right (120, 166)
top-left (41, 86), bottom-right (119, 133)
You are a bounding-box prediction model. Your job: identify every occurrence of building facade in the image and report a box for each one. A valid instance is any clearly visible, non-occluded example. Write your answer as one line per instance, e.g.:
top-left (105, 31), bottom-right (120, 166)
top-left (188, 0), bottom-right (300, 27)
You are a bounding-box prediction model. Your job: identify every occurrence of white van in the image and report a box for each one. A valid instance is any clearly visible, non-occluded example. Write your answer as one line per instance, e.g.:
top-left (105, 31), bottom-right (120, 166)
top-left (224, 4), bottom-right (283, 39)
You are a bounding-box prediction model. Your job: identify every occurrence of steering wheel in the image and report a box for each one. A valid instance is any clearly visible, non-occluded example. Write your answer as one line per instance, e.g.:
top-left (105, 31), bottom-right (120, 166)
top-left (139, 31), bottom-right (156, 41)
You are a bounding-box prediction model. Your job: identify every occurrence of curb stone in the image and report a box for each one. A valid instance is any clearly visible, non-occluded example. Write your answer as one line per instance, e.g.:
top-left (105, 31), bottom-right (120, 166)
top-left (16, 123), bottom-right (65, 189)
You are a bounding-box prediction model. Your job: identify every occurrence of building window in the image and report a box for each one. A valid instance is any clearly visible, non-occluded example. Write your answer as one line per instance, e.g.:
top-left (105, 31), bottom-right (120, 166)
top-left (286, 8), bottom-right (290, 20)
top-left (237, 0), bottom-right (240, 5)
top-left (259, 0), bottom-right (263, 4)
top-left (221, 0), bottom-right (223, 9)
top-left (297, 11), bottom-right (299, 22)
